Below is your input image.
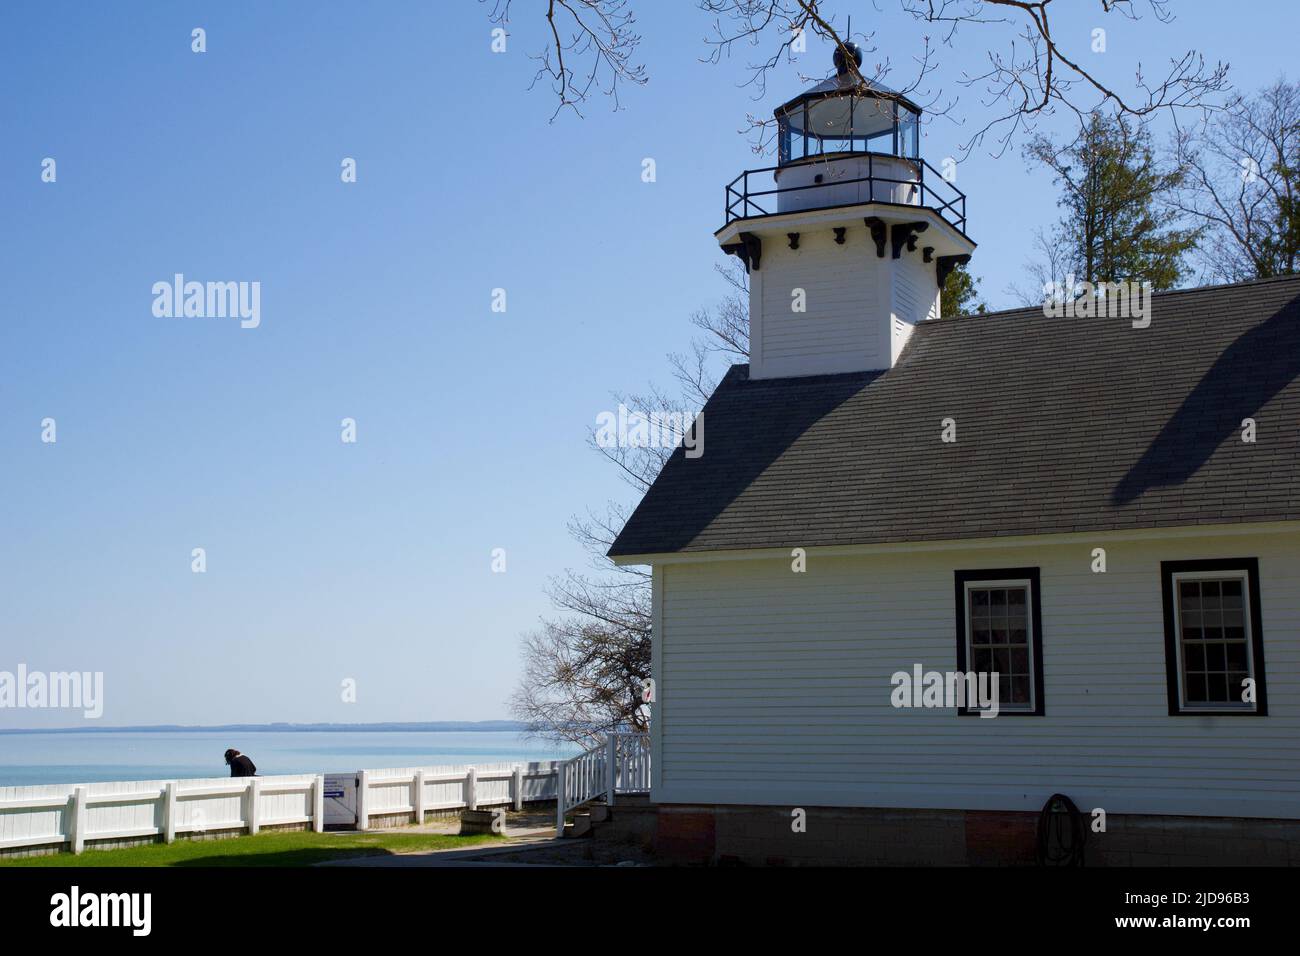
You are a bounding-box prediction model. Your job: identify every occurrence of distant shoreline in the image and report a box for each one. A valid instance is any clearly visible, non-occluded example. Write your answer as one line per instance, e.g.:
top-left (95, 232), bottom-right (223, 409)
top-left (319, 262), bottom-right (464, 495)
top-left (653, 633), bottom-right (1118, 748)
top-left (0, 721), bottom-right (527, 735)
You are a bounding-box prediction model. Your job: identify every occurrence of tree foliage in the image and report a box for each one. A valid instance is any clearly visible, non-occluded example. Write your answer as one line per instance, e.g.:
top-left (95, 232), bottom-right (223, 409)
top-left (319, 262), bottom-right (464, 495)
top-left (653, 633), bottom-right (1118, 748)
top-left (1018, 113), bottom-right (1197, 299)
top-left (940, 262), bottom-right (987, 317)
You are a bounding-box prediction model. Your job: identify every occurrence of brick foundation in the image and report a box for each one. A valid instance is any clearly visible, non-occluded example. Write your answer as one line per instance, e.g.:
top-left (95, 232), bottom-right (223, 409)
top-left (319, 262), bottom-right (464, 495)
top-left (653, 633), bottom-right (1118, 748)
top-left (647, 804), bottom-right (1300, 866)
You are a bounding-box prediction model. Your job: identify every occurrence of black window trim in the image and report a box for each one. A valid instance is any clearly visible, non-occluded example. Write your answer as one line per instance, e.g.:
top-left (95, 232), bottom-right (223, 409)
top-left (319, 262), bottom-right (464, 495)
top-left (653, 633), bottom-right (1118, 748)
top-left (1161, 557), bottom-right (1268, 717)
top-left (953, 567), bottom-right (1046, 717)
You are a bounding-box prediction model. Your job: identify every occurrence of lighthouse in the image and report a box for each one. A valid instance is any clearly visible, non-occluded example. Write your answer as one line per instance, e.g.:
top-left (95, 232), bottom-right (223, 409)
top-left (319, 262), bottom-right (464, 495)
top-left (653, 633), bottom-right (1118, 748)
top-left (716, 43), bottom-right (976, 379)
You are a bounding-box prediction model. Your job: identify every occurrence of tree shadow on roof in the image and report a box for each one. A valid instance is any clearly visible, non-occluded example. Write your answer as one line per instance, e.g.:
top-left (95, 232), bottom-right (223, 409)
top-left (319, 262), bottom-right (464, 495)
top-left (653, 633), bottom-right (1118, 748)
top-left (1111, 291), bottom-right (1300, 506)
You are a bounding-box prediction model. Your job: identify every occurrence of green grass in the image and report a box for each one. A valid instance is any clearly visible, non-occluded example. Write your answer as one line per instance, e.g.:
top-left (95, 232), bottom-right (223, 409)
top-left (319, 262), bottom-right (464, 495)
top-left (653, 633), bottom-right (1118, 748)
top-left (0, 830), bottom-right (506, 868)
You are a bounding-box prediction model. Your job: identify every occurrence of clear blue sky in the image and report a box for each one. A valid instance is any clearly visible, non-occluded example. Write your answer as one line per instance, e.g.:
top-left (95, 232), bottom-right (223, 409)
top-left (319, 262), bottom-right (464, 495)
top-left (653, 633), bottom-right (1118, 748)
top-left (1, 1), bottom-right (1294, 728)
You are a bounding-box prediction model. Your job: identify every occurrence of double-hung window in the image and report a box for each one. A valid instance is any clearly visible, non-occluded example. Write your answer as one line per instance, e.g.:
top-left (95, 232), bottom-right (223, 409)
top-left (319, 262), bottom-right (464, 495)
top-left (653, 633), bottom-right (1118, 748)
top-left (1161, 559), bottom-right (1267, 715)
top-left (954, 568), bottom-right (1045, 716)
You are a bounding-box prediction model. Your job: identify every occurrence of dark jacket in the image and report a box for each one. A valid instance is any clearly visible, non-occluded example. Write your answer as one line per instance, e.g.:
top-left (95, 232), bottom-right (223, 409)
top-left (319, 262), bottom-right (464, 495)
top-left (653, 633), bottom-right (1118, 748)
top-left (229, 754), bottom-right (257, 777)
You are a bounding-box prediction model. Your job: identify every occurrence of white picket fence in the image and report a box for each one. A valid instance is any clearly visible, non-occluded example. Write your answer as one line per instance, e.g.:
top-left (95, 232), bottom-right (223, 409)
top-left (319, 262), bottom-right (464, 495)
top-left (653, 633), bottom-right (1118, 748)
top-left (0, 736), bottom-right (652, 855)
top-left (0, 774), bottom-right (324, 855)
top-left (356, 761), bottom-right (561, 831)
top-left (0, 760), bottom-right (562, 855)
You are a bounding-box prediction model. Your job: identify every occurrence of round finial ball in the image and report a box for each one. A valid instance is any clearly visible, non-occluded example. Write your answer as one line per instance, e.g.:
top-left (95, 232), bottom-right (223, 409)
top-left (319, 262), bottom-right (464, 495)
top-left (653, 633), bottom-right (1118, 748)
top-left (833, 41), bottom-right (864, 75)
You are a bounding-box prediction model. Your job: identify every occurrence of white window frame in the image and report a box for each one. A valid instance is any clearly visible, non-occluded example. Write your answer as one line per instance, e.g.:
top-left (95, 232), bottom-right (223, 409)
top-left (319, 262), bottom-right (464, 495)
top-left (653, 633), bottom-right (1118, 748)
top-left (963, 577), bottom-right (1036, 714)
top-left (1169, 568), bottom-right (1258, 714)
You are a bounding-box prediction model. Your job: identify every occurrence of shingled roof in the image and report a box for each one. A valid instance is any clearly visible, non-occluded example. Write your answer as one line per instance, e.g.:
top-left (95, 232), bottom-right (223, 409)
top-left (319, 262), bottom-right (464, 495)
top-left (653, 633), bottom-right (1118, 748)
top-left (608, 274), bottom-right (1300, 558)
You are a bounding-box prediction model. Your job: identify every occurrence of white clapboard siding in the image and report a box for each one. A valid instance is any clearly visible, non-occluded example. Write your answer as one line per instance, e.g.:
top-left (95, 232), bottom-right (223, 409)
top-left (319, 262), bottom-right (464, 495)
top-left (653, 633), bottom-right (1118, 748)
top-left (654, 529), bottom-right (1300, 818)
top-left (753, 230), bottom-right (889, 378)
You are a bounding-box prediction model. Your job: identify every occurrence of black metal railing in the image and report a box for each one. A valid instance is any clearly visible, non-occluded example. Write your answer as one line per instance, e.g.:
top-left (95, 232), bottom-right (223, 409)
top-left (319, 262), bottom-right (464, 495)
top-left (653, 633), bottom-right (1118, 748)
top-left (723, 154), bottom-right (967, 233)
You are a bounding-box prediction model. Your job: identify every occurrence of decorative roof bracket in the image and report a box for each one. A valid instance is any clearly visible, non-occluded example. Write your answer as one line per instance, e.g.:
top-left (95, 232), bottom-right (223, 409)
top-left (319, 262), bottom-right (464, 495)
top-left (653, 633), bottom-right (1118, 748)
top-left (891, 221), bottom-right (929, 259)
top-left (936, 253), bottom-right (972, 287)
top-left (722, 231), bottom-right (763, 271)
top-left (863, 217), bottom-right (887, 258)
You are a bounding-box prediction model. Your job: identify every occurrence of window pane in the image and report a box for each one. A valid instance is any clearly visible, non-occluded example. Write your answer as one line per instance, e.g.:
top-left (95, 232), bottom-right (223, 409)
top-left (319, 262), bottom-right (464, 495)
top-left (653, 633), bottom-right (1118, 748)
top-left (1207, 674), bottom-right (1230, 703)
top-left (1227, 673), bottom-right (1249, 701)
top-left (1010, 676), bottom-right (1030, 704)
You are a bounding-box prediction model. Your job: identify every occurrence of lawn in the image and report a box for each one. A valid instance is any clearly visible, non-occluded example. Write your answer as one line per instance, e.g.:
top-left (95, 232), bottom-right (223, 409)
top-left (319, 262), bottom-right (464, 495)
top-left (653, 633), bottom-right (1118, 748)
top-left (0, 830), bottom-right (506, 867)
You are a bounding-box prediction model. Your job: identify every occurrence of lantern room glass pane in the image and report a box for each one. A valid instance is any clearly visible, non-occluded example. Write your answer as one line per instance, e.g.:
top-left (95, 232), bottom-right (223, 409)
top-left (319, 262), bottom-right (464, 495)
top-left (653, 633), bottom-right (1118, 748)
top-left (778, 95), bottom-right (918, 161)
top-left (899, 106), bottom-right (919, 158)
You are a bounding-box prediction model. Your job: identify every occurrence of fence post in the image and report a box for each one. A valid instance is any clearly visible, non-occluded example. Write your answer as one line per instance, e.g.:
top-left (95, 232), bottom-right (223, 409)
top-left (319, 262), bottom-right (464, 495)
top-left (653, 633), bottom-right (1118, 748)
top-left (164, 781), bottom-right (178, 844)
top-left (465, 767), bottom-right (477, 811)
top-left (607, 735), bottom-right (617, 807)
top-left (247, 778), bottom-right (260, 836)
top-left (69, 786), bottom-right (87, 855)
top-left (313, 775), bottom-right (325, 833)
top-left (555, 761), bottom-right (566, 833)
top-left (512, 765), bottom-right (523, 812)
top-left (414, 770), bottom-right (426, 824)
top-left (357, 771), bottom-right (369, 831)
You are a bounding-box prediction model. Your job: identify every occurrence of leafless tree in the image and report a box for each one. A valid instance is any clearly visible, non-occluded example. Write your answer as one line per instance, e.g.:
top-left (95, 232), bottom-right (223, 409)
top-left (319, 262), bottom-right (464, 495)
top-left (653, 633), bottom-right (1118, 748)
top-left (509, 263), bottom-right (748, 743)
top-left (491, 1), bottom-right (1230, 156)
top-left (485, 0), bottom-right (649, 118)
top-left (1169, 78), bottom-right (1300, 282)
top-left (1005, 226), bottom-right (1072, 306)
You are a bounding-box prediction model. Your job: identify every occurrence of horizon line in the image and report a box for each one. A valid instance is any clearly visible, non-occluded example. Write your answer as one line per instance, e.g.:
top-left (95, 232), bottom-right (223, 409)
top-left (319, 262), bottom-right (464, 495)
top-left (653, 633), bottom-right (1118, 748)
top-left (0, 720), bottom-right (527, 735)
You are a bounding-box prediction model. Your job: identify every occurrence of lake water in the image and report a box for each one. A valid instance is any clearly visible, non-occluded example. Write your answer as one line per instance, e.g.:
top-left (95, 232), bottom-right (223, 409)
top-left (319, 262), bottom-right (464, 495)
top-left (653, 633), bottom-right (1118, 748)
top-left (0, 731), bottom-right (579, 787)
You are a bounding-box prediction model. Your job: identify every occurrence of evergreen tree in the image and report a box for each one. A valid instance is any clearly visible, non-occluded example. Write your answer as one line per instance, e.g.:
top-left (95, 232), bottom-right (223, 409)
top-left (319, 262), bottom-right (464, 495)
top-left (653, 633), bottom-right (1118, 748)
top-left (1027, 114), bottom-right (1198, 293)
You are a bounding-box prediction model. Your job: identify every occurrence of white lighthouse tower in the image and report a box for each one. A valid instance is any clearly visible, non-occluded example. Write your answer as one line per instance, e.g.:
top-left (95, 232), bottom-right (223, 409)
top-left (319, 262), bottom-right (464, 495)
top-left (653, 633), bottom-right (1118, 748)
top-left (716, 44), bottom-right (976, 379)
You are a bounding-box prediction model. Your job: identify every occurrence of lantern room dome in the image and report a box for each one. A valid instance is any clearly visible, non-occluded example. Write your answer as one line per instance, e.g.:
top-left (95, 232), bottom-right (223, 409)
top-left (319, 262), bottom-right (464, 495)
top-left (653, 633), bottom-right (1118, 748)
top-left (776, 46), bottom-right (921, 165)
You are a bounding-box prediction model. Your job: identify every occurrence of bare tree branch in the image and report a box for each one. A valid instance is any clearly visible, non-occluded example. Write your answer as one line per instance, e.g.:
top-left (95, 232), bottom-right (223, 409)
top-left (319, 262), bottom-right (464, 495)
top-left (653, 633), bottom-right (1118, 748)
top-left (496, 0), bottom-right (1230, 158)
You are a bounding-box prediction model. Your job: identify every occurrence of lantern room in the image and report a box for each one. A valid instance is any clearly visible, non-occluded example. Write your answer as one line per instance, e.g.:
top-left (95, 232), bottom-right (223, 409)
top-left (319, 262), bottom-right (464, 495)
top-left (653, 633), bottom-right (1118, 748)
top-left (776, 44), bottom-right (921, 164)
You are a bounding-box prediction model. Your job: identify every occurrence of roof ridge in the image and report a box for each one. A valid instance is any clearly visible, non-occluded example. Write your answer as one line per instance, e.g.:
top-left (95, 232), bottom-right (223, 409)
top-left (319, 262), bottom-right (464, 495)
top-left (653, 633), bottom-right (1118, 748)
top-left (936, 272), bottom-right (1300, 326)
